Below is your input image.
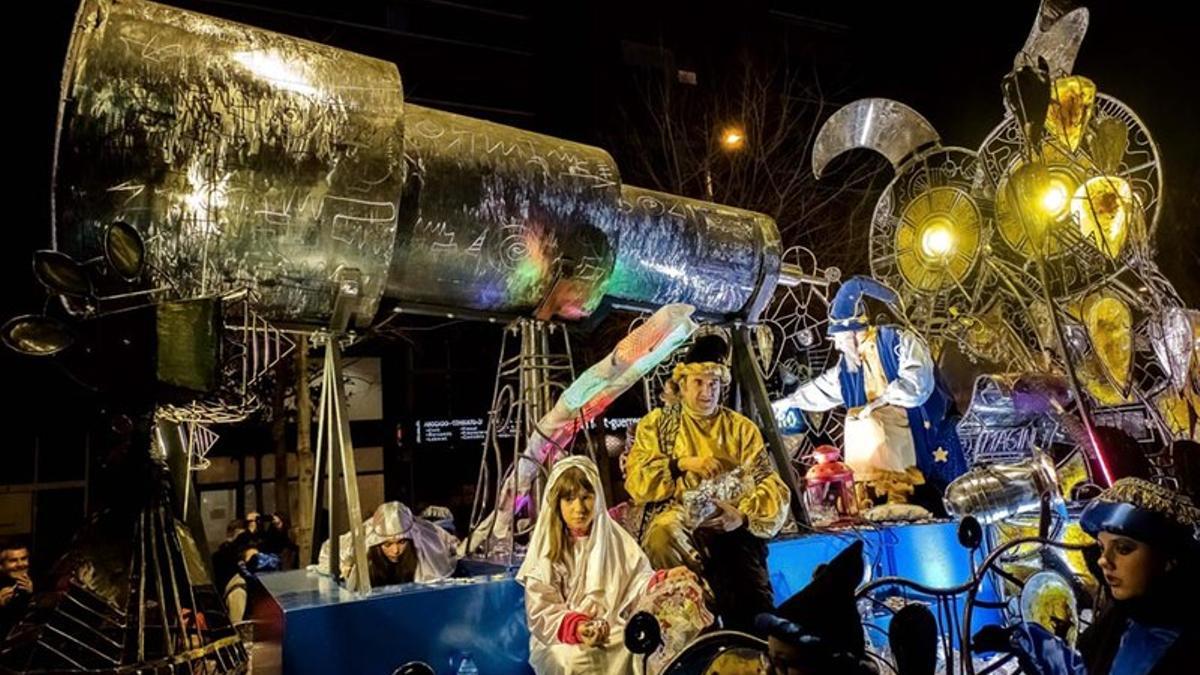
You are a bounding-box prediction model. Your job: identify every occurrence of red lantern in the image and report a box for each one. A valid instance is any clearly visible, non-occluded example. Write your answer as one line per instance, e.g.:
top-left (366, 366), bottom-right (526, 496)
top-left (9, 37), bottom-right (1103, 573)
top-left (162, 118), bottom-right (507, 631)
top-left (804, 445), bottom-right (858, 526)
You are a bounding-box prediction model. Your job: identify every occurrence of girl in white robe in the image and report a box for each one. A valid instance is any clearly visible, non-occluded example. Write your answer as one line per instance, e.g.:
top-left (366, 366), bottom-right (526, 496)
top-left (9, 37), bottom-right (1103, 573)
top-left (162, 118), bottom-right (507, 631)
top-left (516, 456), bottom-right (656, 675)
top-left (318, 501), bottom-right (458, 585)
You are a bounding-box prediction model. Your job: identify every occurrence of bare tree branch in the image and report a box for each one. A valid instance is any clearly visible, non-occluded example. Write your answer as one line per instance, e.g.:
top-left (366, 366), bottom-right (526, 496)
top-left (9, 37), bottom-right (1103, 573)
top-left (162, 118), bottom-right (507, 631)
top-left (610, 54), bottom-right (891, 275)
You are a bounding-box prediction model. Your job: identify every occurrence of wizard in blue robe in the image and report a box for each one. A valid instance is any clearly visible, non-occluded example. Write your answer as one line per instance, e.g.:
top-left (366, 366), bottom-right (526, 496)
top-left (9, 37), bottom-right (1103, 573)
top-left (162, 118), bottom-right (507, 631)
top-left (772, 276), bottom-right (967, 505)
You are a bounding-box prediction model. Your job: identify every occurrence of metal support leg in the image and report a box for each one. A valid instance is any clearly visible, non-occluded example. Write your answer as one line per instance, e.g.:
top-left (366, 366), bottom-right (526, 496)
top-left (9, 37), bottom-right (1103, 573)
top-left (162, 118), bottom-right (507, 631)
top-left (730, 324), bottom-right (810, 526)
top-left (312, 333), bottom-right (371, 590)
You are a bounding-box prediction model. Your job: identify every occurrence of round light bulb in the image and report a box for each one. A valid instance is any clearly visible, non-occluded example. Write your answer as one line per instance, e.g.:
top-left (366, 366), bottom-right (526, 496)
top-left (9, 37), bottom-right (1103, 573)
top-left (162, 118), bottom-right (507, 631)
top-left (1040, 178), bottom-right (1070, 217)
top-left (920, 218), bottom-right (956, 258)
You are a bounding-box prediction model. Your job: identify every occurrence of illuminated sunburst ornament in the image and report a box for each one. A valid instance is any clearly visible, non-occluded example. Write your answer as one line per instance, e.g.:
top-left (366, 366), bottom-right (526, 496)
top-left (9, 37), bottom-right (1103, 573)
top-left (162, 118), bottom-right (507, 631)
top-left (811, 100), bottom-right (991, 350)
top-left (980, 93), bottom-right (1163, 270)
top-left (921, 219), bottom-right (955, 257)
top-left (993, 148), bottom-right (1086, 259)
top-left (895, 186), bottom-right (983, 292)
top-left (1040, 179), bottom-right (1070, 216)
top-left (866, 147), bottom-right (987, 313)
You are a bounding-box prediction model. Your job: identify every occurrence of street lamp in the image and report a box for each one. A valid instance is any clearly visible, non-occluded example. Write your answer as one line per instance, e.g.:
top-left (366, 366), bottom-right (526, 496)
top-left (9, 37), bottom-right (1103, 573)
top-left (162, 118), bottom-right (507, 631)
top-left (706, 124), bottom-right (747, 199)
top-left (720, 126), bottom-right (746, 151)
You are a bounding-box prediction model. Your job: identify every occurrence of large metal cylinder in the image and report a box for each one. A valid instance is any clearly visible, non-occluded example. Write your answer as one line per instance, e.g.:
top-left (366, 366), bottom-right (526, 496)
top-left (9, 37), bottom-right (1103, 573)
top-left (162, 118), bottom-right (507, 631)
top-left (52, 0), bottom-right (784, 327)
top-left (386, 105), bottom-right (620, 319)
top-left (604, 186), bottom-right (781, 318)
top-left (54, 0), bottom-right (406, 326)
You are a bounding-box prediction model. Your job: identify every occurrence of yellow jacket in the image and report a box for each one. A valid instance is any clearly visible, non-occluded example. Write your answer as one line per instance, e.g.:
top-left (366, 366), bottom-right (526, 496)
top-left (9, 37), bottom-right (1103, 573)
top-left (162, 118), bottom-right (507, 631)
top-left (625, 406), bottom-right (790, 538)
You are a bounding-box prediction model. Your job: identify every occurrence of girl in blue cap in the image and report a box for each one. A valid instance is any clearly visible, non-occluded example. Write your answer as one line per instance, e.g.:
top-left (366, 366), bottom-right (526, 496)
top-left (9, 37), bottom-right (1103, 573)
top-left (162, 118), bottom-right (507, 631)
top-left (983, 477), bottom-right (1199, 674)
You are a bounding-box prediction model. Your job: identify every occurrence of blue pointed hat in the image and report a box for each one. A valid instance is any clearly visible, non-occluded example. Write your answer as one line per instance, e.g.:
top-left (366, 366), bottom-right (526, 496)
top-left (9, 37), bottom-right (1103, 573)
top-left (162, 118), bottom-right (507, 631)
top-left (827, 276), bottom-right (899, 334)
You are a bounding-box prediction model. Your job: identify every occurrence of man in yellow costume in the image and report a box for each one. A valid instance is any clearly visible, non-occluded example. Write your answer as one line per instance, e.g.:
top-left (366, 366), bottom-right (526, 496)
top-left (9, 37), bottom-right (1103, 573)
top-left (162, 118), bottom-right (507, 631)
top-left (625, 333), bottom-right (790, 634)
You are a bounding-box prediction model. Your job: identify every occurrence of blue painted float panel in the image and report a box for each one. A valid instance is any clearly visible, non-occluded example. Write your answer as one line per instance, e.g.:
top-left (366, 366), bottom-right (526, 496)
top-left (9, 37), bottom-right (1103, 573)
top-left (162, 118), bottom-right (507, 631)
top-left (255, 522), bottom-right (1004, 674)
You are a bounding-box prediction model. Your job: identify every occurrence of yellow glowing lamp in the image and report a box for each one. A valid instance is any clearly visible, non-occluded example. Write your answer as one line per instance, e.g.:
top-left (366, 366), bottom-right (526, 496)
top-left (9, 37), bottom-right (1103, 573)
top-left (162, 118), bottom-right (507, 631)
top-left (720, 126), bottom-right (746, 151)
top-left (894, 187), bottom-right (981, 292)
top-left (1040, 177), bottom-right (1071, 218)
top-left (1006, 161), bottom-right (1058, 253)
top-left (920, 218), bottom-right (956, 258)
top-left (996, 146), bottom-right (1087, 259)
top-left (1047, 76), bottom-right (1097, 152)
top-left (1071, 176), bottom-right (1134, 259)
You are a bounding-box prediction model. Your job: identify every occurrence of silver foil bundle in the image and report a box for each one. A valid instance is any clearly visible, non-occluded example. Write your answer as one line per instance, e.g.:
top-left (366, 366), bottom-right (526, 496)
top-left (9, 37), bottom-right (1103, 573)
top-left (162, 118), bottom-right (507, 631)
top-left (681, 467), bottom-right (755, 528)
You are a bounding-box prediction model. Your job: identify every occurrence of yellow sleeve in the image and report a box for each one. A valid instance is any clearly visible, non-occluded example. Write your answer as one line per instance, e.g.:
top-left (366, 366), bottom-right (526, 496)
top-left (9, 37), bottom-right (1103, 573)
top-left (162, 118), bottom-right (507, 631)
top-left (731, 416), bottom-right (791, 538)
top-left (624, 409), bottom-right (676, 504)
